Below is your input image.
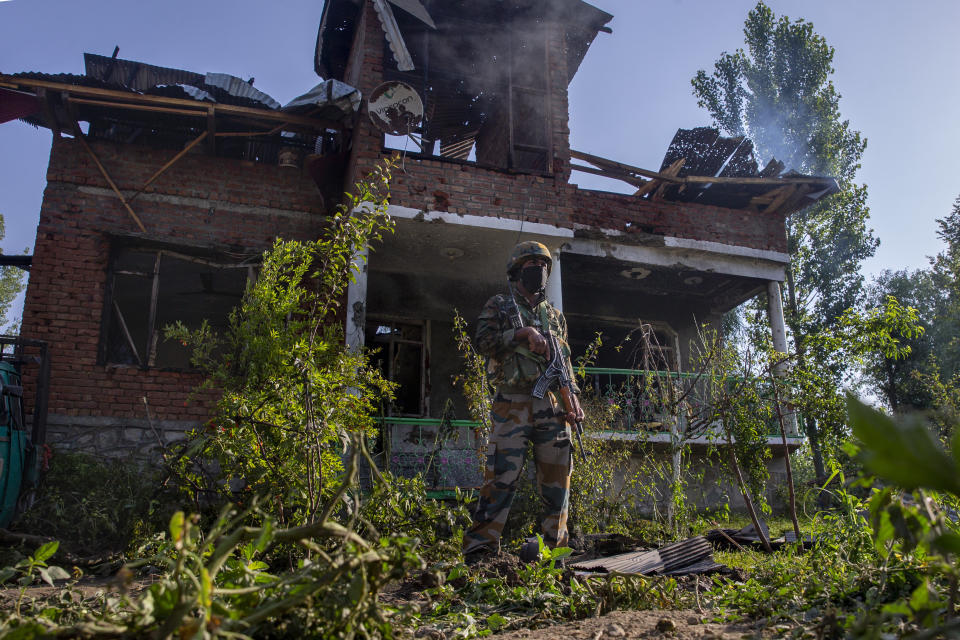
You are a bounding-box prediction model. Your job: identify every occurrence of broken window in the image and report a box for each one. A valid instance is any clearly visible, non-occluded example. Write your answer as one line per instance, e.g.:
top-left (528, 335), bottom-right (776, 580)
top-left (365, 319), bottom-right (428, 416)
top-left (383, 4), bottom-right (551, 173)
top-left (102, 246), bottom-right (254, 369)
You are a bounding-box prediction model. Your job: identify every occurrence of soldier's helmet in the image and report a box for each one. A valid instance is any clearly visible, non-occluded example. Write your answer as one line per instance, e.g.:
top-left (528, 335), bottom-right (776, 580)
top-left (507, 241), bottom-right (552, 277)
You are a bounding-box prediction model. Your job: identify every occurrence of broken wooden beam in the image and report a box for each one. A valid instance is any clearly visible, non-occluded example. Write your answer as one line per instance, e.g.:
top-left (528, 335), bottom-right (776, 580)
top-left (128, 131), bottom-right (208, 204)
top-left (71, 116), bottom-right (147, 233)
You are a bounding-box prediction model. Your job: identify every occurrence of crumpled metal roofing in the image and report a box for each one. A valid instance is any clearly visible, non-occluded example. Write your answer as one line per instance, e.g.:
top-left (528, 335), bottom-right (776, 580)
top-left (83, 53), bottom-right (282, 111)
top-left (571, 535), bottom-right (724, 576)
top-left (205, 73), bottom-right (281, 110)
top-left (283, 79), bottom-right (362, 120)
top-left (153, 84), bottom-right (216, 103)
top-left (13, 53), bottom-right (360, 124)
top-left (84, 53), bottom-right (204, 92)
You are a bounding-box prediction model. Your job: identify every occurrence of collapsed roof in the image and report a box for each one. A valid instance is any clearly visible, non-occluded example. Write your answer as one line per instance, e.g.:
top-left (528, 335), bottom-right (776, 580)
top-left (1, 53), bottom-right (360, 160)
top-left (571, 127), bottom-right (839, 218)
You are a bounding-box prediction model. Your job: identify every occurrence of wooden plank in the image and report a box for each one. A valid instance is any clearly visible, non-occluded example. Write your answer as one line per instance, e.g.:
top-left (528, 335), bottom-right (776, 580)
top-left (36, 89), bottom-right (60, 138)
top-left (569, 162), bottom-right (646, 188)
top-left (748, 184), bottom-right (789, 206)
top-left (662, 157), bottom-right (685, 177)
top-left (70, 112), bottom-right (147, 233)
top-left (145, 253), bottom-right (161, 369)
top-left (67, 96), bottom-right (206, 118)
top-left (207, 106), bottom-right (216, 155)
top-left (214, 122), bottom-right (286, 138)
top-left (763, 184), bottom-right (798, 214)
top-left (1, 75), bottom-right (341, 130)
top-left (128, 131), bottom-right (208, 204)
top-left (775, 187), bottom-right (818, 217)
top-left (571, 148), bottom-right (836, 190)
top-left (651, 159), bottom-right (684, 200)
top-left (572, 149), bottom-right (675, 183)
top-left (682, 174), bottom-right (835, 187)
top-left (633, 179), bottom-right (660, 197)
top-left (113, 301), bottom-right (143, 367)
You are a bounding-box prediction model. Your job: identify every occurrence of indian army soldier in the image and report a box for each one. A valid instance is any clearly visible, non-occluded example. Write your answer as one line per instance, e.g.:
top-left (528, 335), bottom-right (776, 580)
top-left (462, 241), bottom-right (584, 561)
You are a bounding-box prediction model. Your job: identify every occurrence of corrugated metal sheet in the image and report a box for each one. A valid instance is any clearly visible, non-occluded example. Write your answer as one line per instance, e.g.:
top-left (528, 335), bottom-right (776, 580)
top-left (153, 84), bottom-right (216, 103)
top-left (84, 53), bottom-right (204, 92)
top-left (283, 79), bottom-right (362, 120)
top-left (571, 536), bottom-right (723, 576)
top-left (83, 53), bottom-right (283, 110)
top-left (204, 73), bottom-right (281, 110)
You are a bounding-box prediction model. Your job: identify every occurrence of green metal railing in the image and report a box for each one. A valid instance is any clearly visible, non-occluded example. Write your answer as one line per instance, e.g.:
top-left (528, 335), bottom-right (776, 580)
top-left (581, 366), bottom-right (801, 439)
top-left (372, 416), bottom-right (481, 428)
top-left (370, 365), bottom-right (804, 446)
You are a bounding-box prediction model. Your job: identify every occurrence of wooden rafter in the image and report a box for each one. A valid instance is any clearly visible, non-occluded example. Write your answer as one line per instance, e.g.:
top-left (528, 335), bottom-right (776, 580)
top-left (36, 88), bottom-right (60, 138)
top-left (569, 162), bottom-right (646, 189)
top-left (762, 184), bottom-right (798, 215)
top-left (570, 148), bottom-right (836, 190)
top-left (0, 75), bottom-right (342, 131)
top-left (651, 157), bottom-right (686, 201)
top-left (128, 131), bottom-right (208, 204)
top-left (75, 130), bottom-right (147, 233)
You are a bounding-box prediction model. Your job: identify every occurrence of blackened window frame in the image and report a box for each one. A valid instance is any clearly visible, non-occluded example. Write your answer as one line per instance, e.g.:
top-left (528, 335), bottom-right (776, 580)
top-left (381, 7), bottom-right (553, 176)
top-left (98, 240), bottom-right (258, 370)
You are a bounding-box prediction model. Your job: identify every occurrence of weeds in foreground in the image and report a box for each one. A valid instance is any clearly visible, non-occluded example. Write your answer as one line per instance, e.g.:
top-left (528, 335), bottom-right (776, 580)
top-left (417, 538), bottom-right (690, 637)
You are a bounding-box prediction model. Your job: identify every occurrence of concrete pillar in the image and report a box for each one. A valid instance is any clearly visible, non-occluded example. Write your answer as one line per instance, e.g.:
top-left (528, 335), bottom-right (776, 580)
top-left (547, 248), bottom-right (563, 311)
top-left (345, 245), bottom-right (369, 350)
top-left (767, 280), bottom-right (798, 436)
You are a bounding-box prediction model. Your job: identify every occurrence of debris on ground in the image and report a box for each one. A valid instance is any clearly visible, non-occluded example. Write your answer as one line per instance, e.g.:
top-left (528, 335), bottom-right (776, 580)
top-left (706, 522), bottom-right (814, 552)
top-left (570, 535), bottom-right (725, 576)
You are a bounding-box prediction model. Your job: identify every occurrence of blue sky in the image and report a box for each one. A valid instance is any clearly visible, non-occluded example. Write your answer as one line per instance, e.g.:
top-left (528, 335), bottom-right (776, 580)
top-left (1, 0), bottom-right (958, 325)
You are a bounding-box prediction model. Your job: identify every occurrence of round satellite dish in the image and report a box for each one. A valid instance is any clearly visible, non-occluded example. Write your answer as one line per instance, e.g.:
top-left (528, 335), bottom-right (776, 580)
top-left (367, 81), bottom-right (424, 135)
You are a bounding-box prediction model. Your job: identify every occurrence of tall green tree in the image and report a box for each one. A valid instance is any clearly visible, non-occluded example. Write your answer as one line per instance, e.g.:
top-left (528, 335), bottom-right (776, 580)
top-left (692, 2), bottom-right (878, 482)
top-left (0, 216), bottom-right (26, 333)
top-left (865, 269), bottom-right (939, 412)
top-left (928, 195), bottom-right (960, 376)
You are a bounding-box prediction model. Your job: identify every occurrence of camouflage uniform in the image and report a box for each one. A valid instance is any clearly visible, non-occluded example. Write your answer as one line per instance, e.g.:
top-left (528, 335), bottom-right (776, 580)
top-left (462, 287), bottom-right (578, 554)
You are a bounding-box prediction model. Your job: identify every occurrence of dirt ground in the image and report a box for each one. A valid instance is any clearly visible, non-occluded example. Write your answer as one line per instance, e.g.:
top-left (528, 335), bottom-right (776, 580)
top-left (491, 608), bottom-right (769, 639)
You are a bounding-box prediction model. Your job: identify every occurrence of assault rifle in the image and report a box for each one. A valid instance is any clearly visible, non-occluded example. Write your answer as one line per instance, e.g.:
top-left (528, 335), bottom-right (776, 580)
top-left (532, 330), bottom-right (588, 462)
top-left (508, 293), bottom-right (587, 461)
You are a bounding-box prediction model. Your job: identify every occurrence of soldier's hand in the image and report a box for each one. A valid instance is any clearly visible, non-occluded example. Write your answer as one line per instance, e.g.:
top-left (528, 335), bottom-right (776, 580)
top-left (515, 327), bottom-right (549, 357)
top-left (563, 402), bottom-right (584, 425)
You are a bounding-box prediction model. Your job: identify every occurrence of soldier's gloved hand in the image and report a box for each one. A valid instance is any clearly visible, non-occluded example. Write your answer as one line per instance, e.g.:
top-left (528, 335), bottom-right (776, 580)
top-left (515, 327), bottom-right (550, 357)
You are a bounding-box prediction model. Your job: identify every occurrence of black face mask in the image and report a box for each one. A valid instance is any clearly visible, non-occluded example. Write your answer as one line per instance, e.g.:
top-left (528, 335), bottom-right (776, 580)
top-left (520, 264), bottom-right (548, 296)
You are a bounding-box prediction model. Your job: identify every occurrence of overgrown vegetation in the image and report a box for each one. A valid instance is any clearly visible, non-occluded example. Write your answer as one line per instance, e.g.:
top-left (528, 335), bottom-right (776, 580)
top-left (164, 160), bottom-right (396, 528)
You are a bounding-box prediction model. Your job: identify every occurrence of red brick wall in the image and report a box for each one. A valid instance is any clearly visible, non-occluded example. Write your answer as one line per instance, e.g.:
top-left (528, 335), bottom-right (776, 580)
top-left (570, 189), bottom-right (789, 253)
top-left (21, 137), bottom-right (325, 425)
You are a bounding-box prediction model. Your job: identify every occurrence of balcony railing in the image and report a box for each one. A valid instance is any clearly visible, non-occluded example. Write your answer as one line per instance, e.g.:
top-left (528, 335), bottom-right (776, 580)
top-left (581, 367), bottom-right (802, 439)
top-left (370, 366), bottom-right (803, 489)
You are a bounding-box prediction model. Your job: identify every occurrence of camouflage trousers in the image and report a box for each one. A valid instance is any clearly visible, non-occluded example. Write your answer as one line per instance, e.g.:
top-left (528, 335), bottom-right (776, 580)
top-left (462, 391), bottom-right (572, 554)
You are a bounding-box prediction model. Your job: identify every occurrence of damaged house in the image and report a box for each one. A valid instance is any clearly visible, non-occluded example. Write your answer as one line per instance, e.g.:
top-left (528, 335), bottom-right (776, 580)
top-left (1, 0), bottom-right (837, 509)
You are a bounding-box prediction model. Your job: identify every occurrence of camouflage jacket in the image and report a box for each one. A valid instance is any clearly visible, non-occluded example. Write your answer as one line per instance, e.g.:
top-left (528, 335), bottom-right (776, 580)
top-left (475, 287), bottom-right (578, 393)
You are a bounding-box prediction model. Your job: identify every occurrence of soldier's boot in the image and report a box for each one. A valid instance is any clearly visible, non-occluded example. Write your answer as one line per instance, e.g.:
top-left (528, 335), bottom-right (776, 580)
top-left (519, 537), bottom-right (541, 563)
